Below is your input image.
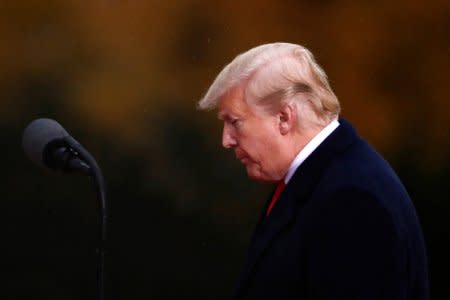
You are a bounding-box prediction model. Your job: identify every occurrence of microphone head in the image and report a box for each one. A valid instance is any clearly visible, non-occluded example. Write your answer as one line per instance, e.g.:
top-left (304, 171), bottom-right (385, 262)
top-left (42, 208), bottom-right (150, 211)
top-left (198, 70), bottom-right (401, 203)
top-left (22, 118), bottom-right (69, 168)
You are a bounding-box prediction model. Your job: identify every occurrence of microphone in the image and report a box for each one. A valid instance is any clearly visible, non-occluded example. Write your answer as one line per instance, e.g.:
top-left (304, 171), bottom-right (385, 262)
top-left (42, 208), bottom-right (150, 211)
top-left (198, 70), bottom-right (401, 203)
top-left (22, 118), bottom-right (92, 175)
top-left (23, 118), bottom-right (109, 300)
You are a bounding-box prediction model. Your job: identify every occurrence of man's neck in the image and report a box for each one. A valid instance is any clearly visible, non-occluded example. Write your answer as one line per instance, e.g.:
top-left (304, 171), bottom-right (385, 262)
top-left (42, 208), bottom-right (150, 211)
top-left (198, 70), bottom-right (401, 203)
top-left (284, 119), bottom-right (340, 184)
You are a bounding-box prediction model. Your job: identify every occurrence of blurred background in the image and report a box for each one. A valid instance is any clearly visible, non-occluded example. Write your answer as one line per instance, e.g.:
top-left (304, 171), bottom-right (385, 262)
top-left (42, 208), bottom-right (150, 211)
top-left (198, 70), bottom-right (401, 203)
top-left (2, 0), bottom-right (449, 299)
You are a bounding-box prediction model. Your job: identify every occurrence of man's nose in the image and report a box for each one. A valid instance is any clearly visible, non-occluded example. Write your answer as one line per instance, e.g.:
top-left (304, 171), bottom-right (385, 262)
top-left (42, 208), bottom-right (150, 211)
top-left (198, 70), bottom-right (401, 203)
top-left (222, 126), bottom-right (237, 148)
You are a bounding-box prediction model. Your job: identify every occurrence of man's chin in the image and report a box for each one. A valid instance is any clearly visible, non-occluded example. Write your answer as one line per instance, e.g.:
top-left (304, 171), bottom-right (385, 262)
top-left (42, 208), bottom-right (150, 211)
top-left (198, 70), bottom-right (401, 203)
top-left (245, 166), bottom-right (278, 183)
top-left (245, 166), bottom-right (258, 179)
top-left (245, 166), bottom-right (265, 182)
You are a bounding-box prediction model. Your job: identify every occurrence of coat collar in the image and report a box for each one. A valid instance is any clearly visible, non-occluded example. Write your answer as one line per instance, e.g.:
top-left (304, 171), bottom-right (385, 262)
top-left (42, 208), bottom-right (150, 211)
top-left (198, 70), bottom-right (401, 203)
top-left (232, 119), bottom-right (359, 298)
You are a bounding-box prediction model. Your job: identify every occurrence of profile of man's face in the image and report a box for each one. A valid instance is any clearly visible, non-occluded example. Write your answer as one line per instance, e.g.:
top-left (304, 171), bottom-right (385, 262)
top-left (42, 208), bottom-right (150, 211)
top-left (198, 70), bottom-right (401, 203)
top-left (218, 85), bottom-right (286, 182)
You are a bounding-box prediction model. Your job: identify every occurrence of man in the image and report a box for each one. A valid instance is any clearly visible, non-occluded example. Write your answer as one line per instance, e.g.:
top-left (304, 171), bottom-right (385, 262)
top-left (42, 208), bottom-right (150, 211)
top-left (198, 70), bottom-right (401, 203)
top-left (198, 42), bottom-right (429, 300)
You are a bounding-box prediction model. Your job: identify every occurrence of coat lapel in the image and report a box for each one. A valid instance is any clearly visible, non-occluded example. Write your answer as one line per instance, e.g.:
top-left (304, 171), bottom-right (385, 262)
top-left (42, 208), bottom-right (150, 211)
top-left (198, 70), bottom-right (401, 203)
top-left (233, 119), bottom-right (358, 298)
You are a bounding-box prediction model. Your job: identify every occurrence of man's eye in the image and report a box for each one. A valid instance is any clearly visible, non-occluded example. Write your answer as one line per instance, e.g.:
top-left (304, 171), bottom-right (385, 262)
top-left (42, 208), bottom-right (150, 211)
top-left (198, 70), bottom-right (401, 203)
top-left (231, 119), bottom-right (240, 127)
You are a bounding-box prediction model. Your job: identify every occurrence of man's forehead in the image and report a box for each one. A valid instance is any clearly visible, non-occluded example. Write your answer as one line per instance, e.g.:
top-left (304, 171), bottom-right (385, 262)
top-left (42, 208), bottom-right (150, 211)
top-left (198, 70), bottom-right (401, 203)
top-left (217, 100), bottom-right (235, 120)
top-left (217, 93), bottom-right (244, 120)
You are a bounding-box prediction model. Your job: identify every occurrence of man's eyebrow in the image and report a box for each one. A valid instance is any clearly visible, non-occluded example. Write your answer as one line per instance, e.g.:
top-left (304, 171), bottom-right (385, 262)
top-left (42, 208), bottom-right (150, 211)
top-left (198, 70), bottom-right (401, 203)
top-left (217, 112), bottom-right (227, 120)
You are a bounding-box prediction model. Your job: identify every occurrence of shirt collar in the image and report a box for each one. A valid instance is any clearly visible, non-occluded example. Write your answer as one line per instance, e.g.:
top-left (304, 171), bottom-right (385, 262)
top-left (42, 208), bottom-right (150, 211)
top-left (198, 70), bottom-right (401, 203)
top-left (284, 119), bottom-right (340, 184)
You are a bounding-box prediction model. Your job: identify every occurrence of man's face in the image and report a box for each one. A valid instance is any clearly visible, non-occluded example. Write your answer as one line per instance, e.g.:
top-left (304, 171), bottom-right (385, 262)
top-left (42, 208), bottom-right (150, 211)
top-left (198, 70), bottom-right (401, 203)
top-left (218, 85), bottom-right (286, 182)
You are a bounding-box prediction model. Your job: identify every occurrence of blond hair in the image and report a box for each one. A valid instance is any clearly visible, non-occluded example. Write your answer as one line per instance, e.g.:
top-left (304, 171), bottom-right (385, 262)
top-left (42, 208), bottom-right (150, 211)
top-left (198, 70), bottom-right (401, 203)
top-left (198, 42), bottom-right (340, 127)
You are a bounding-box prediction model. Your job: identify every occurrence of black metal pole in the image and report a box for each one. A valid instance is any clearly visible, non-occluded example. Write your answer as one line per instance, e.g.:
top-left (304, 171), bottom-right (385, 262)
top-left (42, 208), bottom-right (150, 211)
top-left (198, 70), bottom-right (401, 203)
top-left (92, 162), bottom-right (107, 300)
top-left (64, 136), bottom-right (108, 300)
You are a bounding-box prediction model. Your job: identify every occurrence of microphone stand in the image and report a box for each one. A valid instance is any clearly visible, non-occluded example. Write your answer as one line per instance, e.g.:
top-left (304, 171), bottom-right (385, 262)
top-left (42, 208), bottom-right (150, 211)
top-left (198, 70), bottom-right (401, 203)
top-left (64, 136), bottom-right (108, 300)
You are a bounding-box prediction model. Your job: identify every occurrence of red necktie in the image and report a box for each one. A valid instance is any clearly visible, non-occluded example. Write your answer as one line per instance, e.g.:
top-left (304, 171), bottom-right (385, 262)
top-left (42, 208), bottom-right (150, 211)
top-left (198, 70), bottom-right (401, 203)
top-left (266, 180), bottom-right (286, 216)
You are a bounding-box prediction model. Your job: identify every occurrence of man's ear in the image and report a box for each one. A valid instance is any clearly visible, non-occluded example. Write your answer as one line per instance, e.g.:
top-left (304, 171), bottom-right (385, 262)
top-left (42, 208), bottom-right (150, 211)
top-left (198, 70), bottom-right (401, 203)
top-left (279, 102), bottom-right (296, 135)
